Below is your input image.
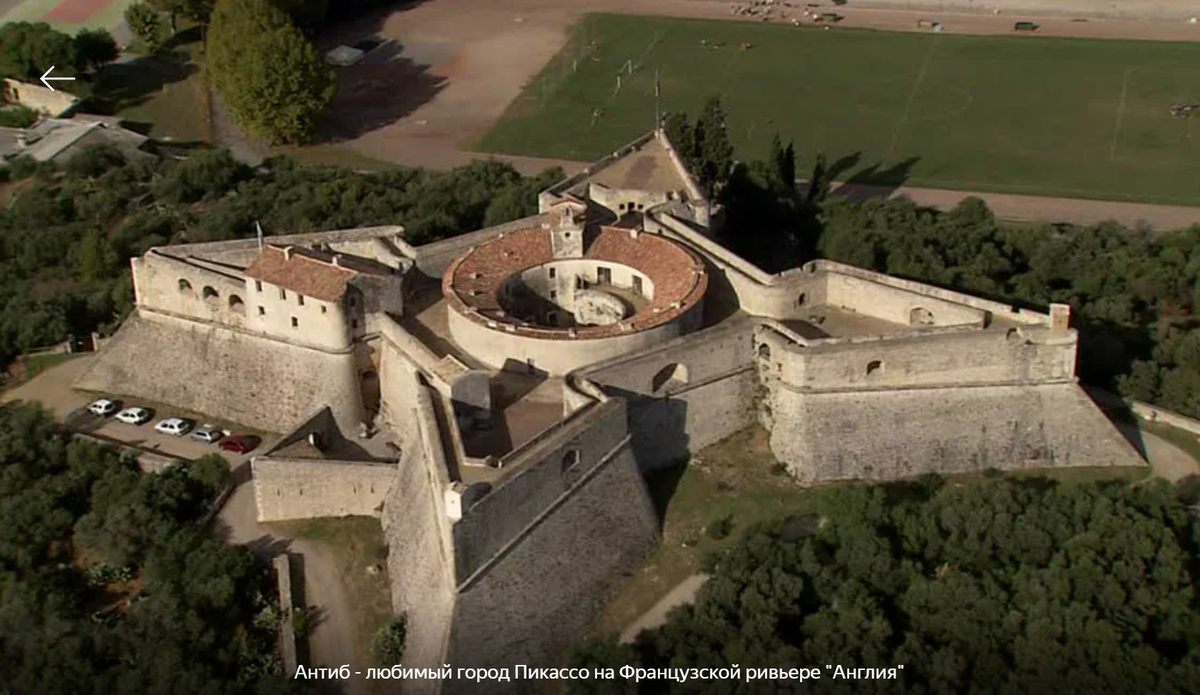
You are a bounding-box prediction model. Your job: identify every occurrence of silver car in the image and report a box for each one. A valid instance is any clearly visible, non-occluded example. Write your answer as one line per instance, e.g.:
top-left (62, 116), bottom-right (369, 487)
top-left (190, 425), bottom-right (225, 444)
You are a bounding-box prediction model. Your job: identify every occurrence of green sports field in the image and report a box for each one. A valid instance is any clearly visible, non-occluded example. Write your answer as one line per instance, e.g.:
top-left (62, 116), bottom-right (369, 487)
top-left (474, 14), bottom-right (1200, 206)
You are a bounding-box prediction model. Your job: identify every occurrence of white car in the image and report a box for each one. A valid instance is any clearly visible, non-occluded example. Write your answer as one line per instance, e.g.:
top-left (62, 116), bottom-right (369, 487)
top-left (154, 418), bottom-right (194, 436)
top-left (87, 399), bottom-right (118, 417)
top-left (116, 407), bottom-right (152, 425)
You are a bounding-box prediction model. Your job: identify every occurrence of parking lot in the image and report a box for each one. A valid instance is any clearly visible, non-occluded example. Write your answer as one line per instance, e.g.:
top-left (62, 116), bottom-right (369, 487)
top-left (3, 355), bottom-right (275, 468)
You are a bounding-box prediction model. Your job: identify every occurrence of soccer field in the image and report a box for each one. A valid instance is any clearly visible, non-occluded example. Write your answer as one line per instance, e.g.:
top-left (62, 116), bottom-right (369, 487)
top-left (473, 14), bottom-right (1200, 207)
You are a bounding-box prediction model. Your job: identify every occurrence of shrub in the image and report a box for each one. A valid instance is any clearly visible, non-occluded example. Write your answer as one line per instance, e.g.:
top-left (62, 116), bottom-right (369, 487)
top-left (371, 615), bottom-right (407, 666)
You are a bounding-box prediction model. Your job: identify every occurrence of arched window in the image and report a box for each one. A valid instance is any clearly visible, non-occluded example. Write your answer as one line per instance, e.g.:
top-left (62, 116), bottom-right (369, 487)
top-left (757, 343), bottom-right (772, 360)
top-left (562, 449), bottom-right (580, 473)
top-left (797, 293), bottom-right (807, 307)
top-left (867, 360), bottom-right (884, 376)
top-left (178, 278), bottom-right (193, 293)
top-left (202, 286), bottom-right (219, 301)
top-left (228, 295), bottom-right (245, 314)
top-left (909, 307), bottom-right (935, 326)
top-left (652, 363), bottom-right (689, 392)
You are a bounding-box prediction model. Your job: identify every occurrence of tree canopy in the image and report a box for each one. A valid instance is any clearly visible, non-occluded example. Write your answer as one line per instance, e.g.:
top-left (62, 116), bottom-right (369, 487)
top-left (0, 22), bottom-right (84, 83)
top-left (0, 401), bottom-right (301, 694)
top-left (573, 477), bottom-right (1200, 694)
top-left (206, 0), bottom-right (334, 144)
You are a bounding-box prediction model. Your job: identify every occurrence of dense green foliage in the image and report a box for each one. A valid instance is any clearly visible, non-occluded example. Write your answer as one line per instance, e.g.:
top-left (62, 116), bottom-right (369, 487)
top-left (0, 105), bottom-right (38, 128)
top-left (207, 0), bottom-right (334, 144)
top-left (125, 2), bottom-right (165, 48)
top-left (0, 144), bottom-right (558, 364)
top-left (0, 402), bottom-right (295, 694)
top-left (74, 29), bottom-right (119, 72)
top-left (0, 22), bottom-right (84, 84)
top-left (813, 196), bottom-right (1200, 417)
top-left (477, 13), bottom-right (1200, 206)
top-left (573, 477), bottom-right (1200, 694)
top-left (371, 614), bottom-right (408, 666)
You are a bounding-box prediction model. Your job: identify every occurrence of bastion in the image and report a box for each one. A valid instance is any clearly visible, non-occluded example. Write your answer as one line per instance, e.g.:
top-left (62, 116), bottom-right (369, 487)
top-left (76, 128), bottom-right (1144, 694)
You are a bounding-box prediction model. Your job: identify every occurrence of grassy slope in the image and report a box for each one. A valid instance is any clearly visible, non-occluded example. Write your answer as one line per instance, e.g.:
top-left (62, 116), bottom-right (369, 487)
top-left (475, 14), bottom-right (1200, 206)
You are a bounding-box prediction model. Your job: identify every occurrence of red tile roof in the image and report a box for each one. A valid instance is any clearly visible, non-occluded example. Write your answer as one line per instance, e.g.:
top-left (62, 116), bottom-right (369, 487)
top-left (244, 245), bottom-right (391, 302)
top-left (443, 225), bottom-right (706, 340)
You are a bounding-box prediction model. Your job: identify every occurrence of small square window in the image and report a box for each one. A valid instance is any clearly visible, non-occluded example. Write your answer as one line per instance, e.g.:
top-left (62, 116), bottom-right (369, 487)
top-left (257, 306), bottom-right (265, 316)
top-left (548, 268), bottom-right (556, 279)
top-left (550, 290), bottom-right (557, 300)
top-left (298, 295), bottom-right (305, 306)
top-left (291, 317), bottom-right (298, 328)
top-left (279, 288), bottom-right (286, 300)
top-left (351, 319), bottom-right (359, 330)
top-left (320, 305), bottom-right (327, 314)
top-left (349, 296), bottom-right (357, 308)
top-left (255, 280), bottom-right (263, 292)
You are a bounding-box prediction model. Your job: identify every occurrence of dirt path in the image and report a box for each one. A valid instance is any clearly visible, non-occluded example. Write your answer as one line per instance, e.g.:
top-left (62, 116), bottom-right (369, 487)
top-left (216, 481), bottom-right (364, 693)
top-left (619, 573), bottom-right (709, 643)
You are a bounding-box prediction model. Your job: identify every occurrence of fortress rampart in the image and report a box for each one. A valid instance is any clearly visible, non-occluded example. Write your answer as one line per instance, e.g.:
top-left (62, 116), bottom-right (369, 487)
top-left (253, 457), bottom-right (395, 521)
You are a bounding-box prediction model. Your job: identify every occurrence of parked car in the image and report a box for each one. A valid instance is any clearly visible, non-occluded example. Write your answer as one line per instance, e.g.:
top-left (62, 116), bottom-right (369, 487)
top-left (190, 425), bottom-right (225, 444)
top-left (154, 418), bottom-right (194, 436)
top-left (87, 399), bottom-right (119, 417)
top-left (219, 434), bottom-right (262, 454)
top-left (115, 407), bottom-right (152, 425)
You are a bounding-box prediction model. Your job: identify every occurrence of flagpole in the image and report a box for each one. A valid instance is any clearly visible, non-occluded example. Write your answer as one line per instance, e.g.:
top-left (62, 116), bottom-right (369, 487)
top-left (654, 67), bottom-right (661, 130)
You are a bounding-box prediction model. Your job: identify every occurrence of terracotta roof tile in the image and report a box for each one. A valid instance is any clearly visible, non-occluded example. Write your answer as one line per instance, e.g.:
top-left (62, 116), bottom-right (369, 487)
top-left (244, 245), bottom-right (391, 303)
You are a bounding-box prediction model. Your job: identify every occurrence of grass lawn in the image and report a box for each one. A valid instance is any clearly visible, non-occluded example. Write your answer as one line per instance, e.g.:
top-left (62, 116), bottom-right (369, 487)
top-left (475, 14), bottom-right (1200, 206)
top-left (594, 424), bottom-right (1149, 638)
top-left (87, 29), bottom-right (212, 144)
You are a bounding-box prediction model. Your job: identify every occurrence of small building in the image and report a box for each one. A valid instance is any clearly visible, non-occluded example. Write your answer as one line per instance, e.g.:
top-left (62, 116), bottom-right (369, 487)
top-left (2, 78), bottom-right (80, 117)
top-left (0, 116), bottom-right (154, 165)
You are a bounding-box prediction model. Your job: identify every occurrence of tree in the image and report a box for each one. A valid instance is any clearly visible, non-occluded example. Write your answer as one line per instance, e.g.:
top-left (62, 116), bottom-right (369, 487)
top-left (371, 615), bottom-right (408, 665)
top-left (694, 96), bottom-right (733, 195)
top-left (0, 22), bottom-right (81, 82)
top-left (125, 2), bottom-right (164, 49)
top-left (206, 0), bottom-right (334, 144)
top-left (74, 29), bottom-right (118, 70)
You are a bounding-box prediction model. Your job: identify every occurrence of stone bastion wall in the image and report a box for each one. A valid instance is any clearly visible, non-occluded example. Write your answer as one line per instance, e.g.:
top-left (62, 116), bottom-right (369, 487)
top-left (74, 310), bottom-right (364, 432)
top-left (253, 457), bottom-right (396, 522)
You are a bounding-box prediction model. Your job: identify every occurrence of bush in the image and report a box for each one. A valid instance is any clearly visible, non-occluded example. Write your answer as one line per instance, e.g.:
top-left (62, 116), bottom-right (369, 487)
top-left (0, 105), bottom-right (38, 128)
top-left (705, 515), bottom-right (734, 540)
top-left (371, 615), bottom-right (407, 666)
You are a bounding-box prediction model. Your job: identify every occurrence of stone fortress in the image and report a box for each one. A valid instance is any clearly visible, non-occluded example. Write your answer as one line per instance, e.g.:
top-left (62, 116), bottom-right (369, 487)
top-left (77, 129), bottom-right (1143, 693)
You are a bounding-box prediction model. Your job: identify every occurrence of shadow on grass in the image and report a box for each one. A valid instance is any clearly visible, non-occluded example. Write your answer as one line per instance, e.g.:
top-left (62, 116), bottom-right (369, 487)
top-left (85, 29), bottom-right (203, 117)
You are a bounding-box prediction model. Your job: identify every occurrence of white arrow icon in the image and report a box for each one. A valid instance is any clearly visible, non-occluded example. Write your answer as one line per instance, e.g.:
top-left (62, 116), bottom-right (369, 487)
top-left (40, 66), bottom-right (75, 92)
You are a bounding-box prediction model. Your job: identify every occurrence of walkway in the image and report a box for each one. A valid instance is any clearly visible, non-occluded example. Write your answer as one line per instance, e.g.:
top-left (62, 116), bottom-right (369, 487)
top-left (620, 573), bottom-right (709, 643)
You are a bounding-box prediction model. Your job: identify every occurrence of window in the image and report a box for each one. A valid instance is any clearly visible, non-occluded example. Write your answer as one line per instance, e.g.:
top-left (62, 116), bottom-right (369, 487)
top-left (279, 288), bottom-right (287, 300)
top-left (867, 360), bottom-right (884, 376)
top-left (298, 294), bottom-right (305, 306)
top-left (909, 307), bottom-right (935, 326)
top-left (757, 343), bottom-right (772, 360)
top-left (351, 319), bottom-right (359, 330)
top-left (291, 317), bottom-right (298, 329)
top-left (550, 290), bottom-right (557, 300)
top-left (229, 295), bottom-right (245, 314)
top-left (178, 279), bottom-right (193, 293)
top-left (348, 296), bottom-right (357, 308)
top-left (797, 292), bottom-right (807, 307)
top-left (562, 449), bottom-right (580, 473)
top-left (576, 276), bottom-right (586, 289)
top-left (548, 267), bottom-right (556, 279)
top-left (652, 363), bottom-right (689, 392)
top-left (258, 306), bottom-right (265, 316)
top-left (597, 266), bottom-right (612, 284)
top-left (321, 305), bottom-right (327, 314)
top-left (202, 286), bottom-right (219, 301)
top-left (546, 310), bottom-right (558, 325)
top-left (632, 275), bottom-right (643, 295)
top-left (255, 280), bottom-right (263, 292)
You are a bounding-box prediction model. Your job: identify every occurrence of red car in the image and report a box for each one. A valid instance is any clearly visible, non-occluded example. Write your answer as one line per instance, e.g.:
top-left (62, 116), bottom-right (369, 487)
top-left (219, 435), bottom-right (262, 454)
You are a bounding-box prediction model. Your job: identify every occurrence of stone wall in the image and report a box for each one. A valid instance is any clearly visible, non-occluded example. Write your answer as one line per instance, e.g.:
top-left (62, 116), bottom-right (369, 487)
top-left (451, 399), bottom-right (627, 581)
top-left (776, 325), bottom-right (1077, 391)
top-left (253, 457), bottom-right (395, 521)
top-left (445, 435), bottom-right (659, 693)
top-left (825, 272), bottom-right (985, 327)
top-left (382, 388), bottom-right (458, 694)
top-left (132, 251), bottom-right (250, 330)
top-left (582, 316), bottom-right (757, 469)
top-left (74, 311), bottom-right (365, 432)
top-left (446, 302), bottom-right (697, 376)
top-left (771, 382), bottom-right (1145, 483)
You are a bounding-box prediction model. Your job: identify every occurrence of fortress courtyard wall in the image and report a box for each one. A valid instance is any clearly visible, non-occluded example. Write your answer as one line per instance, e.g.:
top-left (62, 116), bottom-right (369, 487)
top-left (382, 386), bottom-right (459, 691)
top-left (444, 432), bottom-right (658, 692)
top-left (776, 325), bottom-right (1078, 391)
top-left (450, 399), bottom-right (628, 582)
top-left (581, 316), bottom-right (757, 470)
top-left (73, 310), bottom-right (365, 432)
top-left (252, 457), bottom-right (395, 522)
top-left (770, 382), bottom-right (1145, 483)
